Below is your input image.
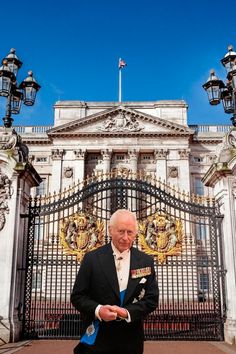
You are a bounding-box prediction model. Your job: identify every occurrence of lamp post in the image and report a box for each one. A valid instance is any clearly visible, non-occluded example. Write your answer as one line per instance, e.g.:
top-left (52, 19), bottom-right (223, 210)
top-left (203, 45), bottom-right (236, 127)
top-left (0, 48), bottom-right (41, 128)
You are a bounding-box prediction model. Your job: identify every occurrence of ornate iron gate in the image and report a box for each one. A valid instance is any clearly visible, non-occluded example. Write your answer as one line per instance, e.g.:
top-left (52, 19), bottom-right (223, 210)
top-left (23, 173), bottom-right (226, 340)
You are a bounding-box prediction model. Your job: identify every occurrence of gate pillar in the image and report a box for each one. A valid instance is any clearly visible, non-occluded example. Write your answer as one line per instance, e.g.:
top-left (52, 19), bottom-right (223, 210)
top-left (0, 128), bottom-right (41, 344)
top-left (203, 128), bottom-right (236, 344)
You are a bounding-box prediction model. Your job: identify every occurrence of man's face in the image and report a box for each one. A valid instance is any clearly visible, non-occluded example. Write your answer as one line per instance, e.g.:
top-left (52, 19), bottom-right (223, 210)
top-left (109, 214), bottom-right (137, 253)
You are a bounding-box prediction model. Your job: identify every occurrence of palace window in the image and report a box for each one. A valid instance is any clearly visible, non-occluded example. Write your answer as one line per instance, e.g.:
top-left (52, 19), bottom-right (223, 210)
top-left (199, 273), bottom-right (209, 291)
top-left (194, 177), bottom-right (204, 195)
top-left (197, 255), bottom-right (209, 267)
top-left (195, 220), bottom-right (208, 242)
top-left (32, 270), bottom-right (42, 291)
top-left (35, 156), bottom-right (48, 163)
top-left (116, 154), bottom-right (125, 160)
top-left (36, 178), bottom-right (47, 195)
top-left (193, 156), bottom-right (204, 163)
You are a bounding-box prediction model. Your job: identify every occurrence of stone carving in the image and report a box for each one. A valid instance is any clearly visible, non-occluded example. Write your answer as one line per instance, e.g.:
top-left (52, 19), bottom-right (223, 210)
top-left (99, 112), bottom-right (144, 132)
top-left (101, 149), bottom-right (112, 160)
top-left (0, 169), bottom-right (12, 231)
top-left (51, 149), bottom-right (64, 160)
top-left (215, 128), bottom-right (236, 163)
top-left (0, 129), bottom-right (29, 162)
top-left (64, 167), bottom-right (73, 178)
top-left (111, 167), bottom-right (131, 177)
top-left (178, 149), bottom-right (190, 159)
top-left (168, 166), bottom-right (178, 178)
top-left (74, 149), bottom-right (85, 159)
top-left (227, 130), bottom-right (236, 148)
top-left (128, 149), bottom-right (138, 160)
top-left (207, 154), bottom-right (217, 163)
top-left (154, 149), bottom-right (169, 160)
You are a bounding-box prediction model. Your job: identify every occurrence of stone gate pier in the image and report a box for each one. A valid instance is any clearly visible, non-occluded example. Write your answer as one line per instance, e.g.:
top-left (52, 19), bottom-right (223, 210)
top-left (203, 127), bottom-right (236, 344)
top-left (0, 128), bottom-right (41, 343)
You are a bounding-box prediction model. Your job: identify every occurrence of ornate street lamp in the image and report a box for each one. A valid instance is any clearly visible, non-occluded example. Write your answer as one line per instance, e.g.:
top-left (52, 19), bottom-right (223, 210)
top-left (203, 45), bottom-right (236, 127)
top-left (0, 48), bottom-right (41, 128)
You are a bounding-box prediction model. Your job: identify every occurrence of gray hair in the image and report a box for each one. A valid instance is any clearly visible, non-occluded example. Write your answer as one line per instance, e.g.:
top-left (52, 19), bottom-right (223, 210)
top-left (109, 209), bottom-right (138, 231)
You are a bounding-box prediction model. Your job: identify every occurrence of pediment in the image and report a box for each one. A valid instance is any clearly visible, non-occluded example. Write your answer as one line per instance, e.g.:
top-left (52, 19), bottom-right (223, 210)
top-left (47, 106), bottom-right (193, 137)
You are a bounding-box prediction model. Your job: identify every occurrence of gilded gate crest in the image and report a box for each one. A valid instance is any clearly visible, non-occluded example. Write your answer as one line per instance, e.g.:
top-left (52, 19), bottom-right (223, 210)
top-left (139, 212), bottom-right (183, 263)
top-left (60, 212), bottom-right (105, 262)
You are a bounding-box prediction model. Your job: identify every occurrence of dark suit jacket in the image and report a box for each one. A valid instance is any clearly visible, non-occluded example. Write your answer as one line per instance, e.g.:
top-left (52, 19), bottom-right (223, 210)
top-left (71, 243), bottom-right (159, 354)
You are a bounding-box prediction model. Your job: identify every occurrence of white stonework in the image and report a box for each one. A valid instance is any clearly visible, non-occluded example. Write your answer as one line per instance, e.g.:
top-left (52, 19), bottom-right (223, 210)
top-left (17, 100), bottom-right (229, 199)
top-left (4, 99), bottom-right (234, 344)
top-left (203, 128), bottom-right (236, 344)
top-left (0, 130), bottom-right (41, 343)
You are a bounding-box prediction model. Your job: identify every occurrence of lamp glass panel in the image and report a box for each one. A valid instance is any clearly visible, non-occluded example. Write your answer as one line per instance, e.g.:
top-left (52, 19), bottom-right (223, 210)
top-left (11, 95), bottom-right (22, 114)
top-left (0, 76), bottom-right (11, 96)
top-left (23, 86), bottom-right (36, 106)
top-left (223, 97), bottom-right (234, 113)
top-left (7, 62), bottom-right (18, 77)
top-left (207, 86), bottom-right (220, 104)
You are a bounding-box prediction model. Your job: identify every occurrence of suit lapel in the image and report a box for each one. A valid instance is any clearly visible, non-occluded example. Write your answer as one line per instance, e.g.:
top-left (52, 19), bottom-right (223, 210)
top-left (123, 248), bottom-right (142, 305)
top-left (98, 244), bottom-right (120, 300)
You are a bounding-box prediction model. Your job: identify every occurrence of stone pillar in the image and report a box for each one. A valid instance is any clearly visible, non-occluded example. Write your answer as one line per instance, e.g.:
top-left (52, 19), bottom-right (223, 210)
top-left (50, 148), bottom-right (64, 192)
top-left (202, 128), bottom-right (236, 344)
top-left (101, 149), bottom-right (112, 173)
top-left (74, 149), bottom-right (86, 182)
top-left (178, 149), bottom-right (190, 191)
top-left (0, 129), bottom-right (41, 343)
top-left (154, 149), bottom-right (169, 181)
top-left (128, 149), bottom-right (138, 174)
top-left (101, 150), bottom-right (112, 217)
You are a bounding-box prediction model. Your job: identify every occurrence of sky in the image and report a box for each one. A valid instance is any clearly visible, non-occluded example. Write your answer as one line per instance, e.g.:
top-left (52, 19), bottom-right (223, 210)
top-left (1, 0), bottom-right (236, 127)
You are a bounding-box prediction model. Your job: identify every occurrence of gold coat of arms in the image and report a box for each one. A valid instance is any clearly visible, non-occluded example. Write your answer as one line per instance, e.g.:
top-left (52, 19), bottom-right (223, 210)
top-left (60, 212), bottom-right (105, 262)
top-left (139, 212), bottom-right (183, 263)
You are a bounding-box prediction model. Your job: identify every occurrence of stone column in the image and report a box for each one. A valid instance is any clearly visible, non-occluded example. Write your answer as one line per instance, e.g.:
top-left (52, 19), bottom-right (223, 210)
top-left (101, 150), bottom-right (112, 217)
top-left (154, 149), bottom-right (169, 181)
top-left (127, 149), bottom-right (138, 211)
top-left (202, 128), bottom-right (236, 344)
top-left (128, 149), bottom-right (138, 174)
top-left (101, 149), bottom-right (112, 174)
top-left (50, 149), bottom-right (64, 192)
top-left (0, 129), bottom-right (41, 343)
top-left (178, 149), bottom-right (190, 191)
top-left (74, 149), bottom-right (86, 182)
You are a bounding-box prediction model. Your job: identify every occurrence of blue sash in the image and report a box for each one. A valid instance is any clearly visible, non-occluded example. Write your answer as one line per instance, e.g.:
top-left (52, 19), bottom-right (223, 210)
top-left (80, 319), bottom-right (100, 345)
top-left (81, 289), bottom-right (126, 346)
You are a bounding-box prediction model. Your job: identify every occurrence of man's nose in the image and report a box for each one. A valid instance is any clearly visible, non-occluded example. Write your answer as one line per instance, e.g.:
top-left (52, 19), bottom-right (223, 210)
top-left (122, 231), bottom-right (129, 240)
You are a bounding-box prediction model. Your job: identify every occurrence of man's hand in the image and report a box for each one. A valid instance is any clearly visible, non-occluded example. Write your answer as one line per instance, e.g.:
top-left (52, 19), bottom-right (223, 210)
top-left (99, 305), bottom-right (117, 322)
top-left (111, 305), bottom-right (128, 319)
top-left (98, 305), bottom-right (128, 321)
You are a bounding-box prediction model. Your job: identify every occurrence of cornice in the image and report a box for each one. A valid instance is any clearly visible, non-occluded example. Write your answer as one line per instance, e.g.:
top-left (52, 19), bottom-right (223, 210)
top-left (21, 137), bottom-right (52, 145)
top-left (54, 99), bottom-right (188, 109)
top-left (46, 131), bottom-right (192, 138)
top-left (191, 137), bottom-right (223, 144)
top-left (48, 106), bottom-right (192, 136)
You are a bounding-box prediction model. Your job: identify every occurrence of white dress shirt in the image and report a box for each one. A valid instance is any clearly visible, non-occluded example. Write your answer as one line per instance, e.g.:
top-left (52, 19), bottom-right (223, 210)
top-left (95, 242), bottom-right (131, 322)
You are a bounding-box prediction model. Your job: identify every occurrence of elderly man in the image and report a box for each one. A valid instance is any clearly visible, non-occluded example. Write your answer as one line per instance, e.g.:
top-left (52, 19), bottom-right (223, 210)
top-left (71, 209), bottom-right (159, 354)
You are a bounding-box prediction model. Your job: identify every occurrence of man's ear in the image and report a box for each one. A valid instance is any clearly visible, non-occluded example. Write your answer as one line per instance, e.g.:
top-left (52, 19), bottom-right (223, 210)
top-left (108, 225), bottom-right (112, 236)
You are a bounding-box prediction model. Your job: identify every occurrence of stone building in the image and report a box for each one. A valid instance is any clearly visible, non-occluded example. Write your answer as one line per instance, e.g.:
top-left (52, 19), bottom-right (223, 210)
top-left (18, 100), bottom-right (230, 196)
top-left (0, 99), bottom-right (236, 344)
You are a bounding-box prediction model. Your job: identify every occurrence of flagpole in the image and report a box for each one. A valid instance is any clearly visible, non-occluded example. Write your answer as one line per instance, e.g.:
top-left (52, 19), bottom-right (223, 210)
top-left (119, 59), bottom-right (122, 102)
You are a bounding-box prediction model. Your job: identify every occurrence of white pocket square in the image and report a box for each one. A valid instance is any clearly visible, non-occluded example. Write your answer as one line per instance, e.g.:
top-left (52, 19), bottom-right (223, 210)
top-left (139, 277), bottom-right (147, 284)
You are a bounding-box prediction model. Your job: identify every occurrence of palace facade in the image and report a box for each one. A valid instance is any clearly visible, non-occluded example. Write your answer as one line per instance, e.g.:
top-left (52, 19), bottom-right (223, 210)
top-left (16, 99), bottom-right (230, 197)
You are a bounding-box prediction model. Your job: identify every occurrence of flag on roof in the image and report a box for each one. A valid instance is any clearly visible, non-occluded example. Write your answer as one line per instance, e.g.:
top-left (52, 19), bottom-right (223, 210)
top-left (119, 58), bottom-right (127, 69)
